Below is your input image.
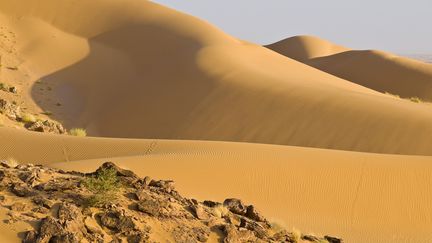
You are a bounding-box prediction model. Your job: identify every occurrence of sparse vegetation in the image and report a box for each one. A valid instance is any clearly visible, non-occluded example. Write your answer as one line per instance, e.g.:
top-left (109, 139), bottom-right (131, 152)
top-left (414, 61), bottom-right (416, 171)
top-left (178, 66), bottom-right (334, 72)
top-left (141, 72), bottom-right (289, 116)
top-left (41, 111), bottom-right (52, 115)
top-left (21, 113), bottom-right (36, 123)
top-left (384, 92), bottom-right (400, 99)
top-left (3, 157), bottom-right (19, 168)
top-left (82, 167), bottom-right (120, 207)
top-left (410, 97), bottom-right (422, 103)
top-left (69, 128), bottom-right (87, 137)
top-left (291, 227), bottom-right (302, 242)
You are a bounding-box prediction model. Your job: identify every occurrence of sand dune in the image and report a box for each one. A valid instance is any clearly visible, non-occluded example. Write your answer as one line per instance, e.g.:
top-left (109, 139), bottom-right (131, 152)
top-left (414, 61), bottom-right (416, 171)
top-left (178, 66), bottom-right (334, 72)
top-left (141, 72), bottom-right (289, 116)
top-left (1, 1), bottom-right (432, 154)
top-left (0, 128), bottom-right (431, 242)
top-left (0, 0), bottom-right (432, 242)
top-left (267, 35), bottom-right (432, 101)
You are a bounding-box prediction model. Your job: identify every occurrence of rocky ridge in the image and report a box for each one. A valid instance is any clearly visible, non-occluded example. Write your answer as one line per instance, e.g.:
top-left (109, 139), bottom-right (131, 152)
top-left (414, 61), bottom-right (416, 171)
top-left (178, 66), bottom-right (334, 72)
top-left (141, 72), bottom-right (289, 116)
top-left (0, 161), bottom-right (343, 243)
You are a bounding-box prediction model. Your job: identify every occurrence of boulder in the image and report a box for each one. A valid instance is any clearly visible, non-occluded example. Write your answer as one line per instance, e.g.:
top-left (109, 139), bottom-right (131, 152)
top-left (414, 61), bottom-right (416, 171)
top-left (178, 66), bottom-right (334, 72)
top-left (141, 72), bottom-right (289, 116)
top-left (325, 235), bottom-right (344, 243)
top-left (245, 205), bottom-right (267, 223)
top-left (223, 198), bottom-right (247, 215)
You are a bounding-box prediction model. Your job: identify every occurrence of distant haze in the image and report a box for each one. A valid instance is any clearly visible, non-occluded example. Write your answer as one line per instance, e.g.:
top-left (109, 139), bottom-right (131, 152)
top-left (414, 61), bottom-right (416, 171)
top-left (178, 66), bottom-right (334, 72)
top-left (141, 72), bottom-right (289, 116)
top-left (152, 0), bottom-right (432, 54)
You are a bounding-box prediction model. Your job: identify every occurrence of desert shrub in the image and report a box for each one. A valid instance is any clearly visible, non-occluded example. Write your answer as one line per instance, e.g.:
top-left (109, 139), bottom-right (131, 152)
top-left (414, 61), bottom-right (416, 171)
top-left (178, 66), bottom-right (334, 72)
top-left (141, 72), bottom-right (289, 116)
top-left (0, 82), bottom-right (7, 91)
top-left (21, 113), bottom-right (36, 123)
top-left (410, 97), bottom-right (422, 103)
top-left (384, 92), bottom-right (400, 99)
top-left (2, 157), bottom-right (19, 168)
top-left (70, 128), bottom-right (87, 137)
top-left (82, 167), bottom-right (120, 207)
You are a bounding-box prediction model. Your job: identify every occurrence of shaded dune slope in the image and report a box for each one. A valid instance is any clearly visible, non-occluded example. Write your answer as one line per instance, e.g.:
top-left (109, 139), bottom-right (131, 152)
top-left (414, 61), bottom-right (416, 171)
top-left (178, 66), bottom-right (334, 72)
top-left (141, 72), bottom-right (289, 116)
top-left (267, 35), bottom-right (432, 101)
top-left (0, 128), bottom-right (432, 242)
top-left (1, 1), bottom-right (432, 154)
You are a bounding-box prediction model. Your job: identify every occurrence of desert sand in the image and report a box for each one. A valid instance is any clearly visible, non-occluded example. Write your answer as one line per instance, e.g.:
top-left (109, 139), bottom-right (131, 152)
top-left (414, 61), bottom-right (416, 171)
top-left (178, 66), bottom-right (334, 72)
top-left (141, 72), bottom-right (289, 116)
top-left (0, 0), bottom-right (432, 242)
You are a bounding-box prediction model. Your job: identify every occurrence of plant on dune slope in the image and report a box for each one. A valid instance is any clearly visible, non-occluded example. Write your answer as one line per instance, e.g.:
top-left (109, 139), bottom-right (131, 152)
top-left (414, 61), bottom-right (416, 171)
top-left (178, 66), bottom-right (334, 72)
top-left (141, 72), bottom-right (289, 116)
top-left (21, 113), bottom-right (36, 123)
top-left (69, 128), bottom-right (87, 137)
top-left (82, 167), bottom-right (120, 207)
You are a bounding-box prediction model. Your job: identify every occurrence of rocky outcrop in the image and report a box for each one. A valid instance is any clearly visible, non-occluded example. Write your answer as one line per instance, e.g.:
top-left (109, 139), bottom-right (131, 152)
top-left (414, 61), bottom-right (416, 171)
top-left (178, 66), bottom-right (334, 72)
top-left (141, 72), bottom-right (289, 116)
top-left (0, 162), bottom-right (343, 243)
top-left (0, 98), bottom-right (66, 134)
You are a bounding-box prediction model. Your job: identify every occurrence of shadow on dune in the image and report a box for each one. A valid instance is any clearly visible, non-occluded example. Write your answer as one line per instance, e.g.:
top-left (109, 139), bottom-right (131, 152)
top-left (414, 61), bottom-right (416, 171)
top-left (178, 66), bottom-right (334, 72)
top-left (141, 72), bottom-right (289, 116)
top-left (32, 23), bottom-right (218, 138)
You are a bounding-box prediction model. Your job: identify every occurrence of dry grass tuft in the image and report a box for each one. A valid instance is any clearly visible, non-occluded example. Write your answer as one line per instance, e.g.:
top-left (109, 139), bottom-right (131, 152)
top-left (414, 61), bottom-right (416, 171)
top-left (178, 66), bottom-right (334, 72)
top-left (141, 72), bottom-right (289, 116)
top-left (21, 113), bottom-right (36, 123)
top-left (70, 128), bottom-right (87, 137)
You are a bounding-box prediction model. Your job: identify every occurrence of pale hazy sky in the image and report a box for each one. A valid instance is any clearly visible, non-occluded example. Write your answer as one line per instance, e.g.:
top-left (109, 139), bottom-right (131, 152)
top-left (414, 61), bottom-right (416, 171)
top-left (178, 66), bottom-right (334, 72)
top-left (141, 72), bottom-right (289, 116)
top-left (152, 0), bottom-right (432, 54)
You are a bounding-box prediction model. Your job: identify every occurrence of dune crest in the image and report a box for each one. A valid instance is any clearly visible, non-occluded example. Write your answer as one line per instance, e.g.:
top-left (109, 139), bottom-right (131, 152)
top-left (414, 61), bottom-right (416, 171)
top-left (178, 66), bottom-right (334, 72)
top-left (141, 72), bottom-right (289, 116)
top-left (267, 35), bottom-right (432, 101)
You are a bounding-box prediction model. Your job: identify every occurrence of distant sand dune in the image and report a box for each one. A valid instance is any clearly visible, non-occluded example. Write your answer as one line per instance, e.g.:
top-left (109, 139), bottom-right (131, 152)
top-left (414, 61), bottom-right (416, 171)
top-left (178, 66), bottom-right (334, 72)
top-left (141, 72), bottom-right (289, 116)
top-left (267, 35), bottom-right (432, 101)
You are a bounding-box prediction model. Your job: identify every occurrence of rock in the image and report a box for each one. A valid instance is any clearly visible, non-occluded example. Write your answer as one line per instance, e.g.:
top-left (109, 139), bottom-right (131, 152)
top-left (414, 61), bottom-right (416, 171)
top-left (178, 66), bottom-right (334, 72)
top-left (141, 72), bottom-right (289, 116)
top-left (192, 204), bottom-right (210, 220)
top-left (136, 198), bottom-right (168, 217)
top-left (245, 205), bottom-right (267, 223)
top-left (149, 180), bottom-right (175, 193)
top-left (26, 120), bottom-right (66, 134)
top-left (0, 99), bottom-right (20, 120)
top-left (135, 189), bottom-right (150, 201)
top-left (38, 216), bottom-right (64, 242)
top-left (325, 235), bottom-right (344, 243)
top-left (223, 198), bottom-right (247, 215)
top-left (50, 232), bottom-right (81, 243)
top-left (23, 230), bottom-right (38, 243)
top-left (223, 225), bottom-right (256, 243)
top-left (128, 232), bottom-right (150, 243)
top-left (58, 203), bottom-right (83, 223)
top-left (84, 216), bottom-right (104, 235)
top-left (99, 210), bottom-right (137, 233)
top-left (94, 162), bottom-right (138, 178)
top-left (9, 86), bottom-right (17, 93)
top-left (10, 202), bottom-right (26, 211)
top-left (203, 200), bottom-right (219, 208)
top-left (303, 234), bottom-right (320, 241)
top-left (11, 184), bottom-right (34, 197)
top-left (32, 196), bottom-right (54, 208)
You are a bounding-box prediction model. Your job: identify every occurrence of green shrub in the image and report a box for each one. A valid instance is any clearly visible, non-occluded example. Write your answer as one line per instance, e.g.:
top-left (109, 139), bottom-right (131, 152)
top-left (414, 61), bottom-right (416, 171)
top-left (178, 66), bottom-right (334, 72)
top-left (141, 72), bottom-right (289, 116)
top-left (410, 97), bottom-right (422, 103)
top-left (70, 128), bottom-right (87, 137)
top-left (82, 167), bottom-right (120, 207)
top-left (21, 113), bottom-right (36, 123)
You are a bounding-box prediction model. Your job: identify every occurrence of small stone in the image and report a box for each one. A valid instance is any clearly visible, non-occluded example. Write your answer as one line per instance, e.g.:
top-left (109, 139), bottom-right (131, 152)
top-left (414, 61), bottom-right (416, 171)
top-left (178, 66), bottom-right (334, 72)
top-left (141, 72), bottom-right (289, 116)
top-left (23, 230), bottom-right (38, 243)
top-left (11, 184), bottom-right (34, 197)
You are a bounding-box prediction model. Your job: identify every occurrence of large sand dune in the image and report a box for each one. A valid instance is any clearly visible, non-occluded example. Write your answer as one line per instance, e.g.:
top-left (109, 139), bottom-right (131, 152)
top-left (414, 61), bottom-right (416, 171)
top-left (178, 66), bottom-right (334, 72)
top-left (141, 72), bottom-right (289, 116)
top-left (267, 35), bottom-right (432, 101)
top-left (0, 0), bottom-right (432, 242)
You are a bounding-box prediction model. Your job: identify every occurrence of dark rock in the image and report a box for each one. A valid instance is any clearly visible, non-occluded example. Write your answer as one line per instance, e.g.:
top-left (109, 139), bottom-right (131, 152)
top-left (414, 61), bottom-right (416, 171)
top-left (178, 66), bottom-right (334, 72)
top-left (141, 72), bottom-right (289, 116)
top-left (38, 216), bottom-right (64, 241)
top-left (11, 184), bottom-right (34, 197)
top-left (149, 180), bottom-right (175, 193)
top-left (23, 230), bottom-right (38, 243)
top-left (99, 210), bottom-right (137, 233)
top-left (32, 196), bottom-right (54, 208)
top-left (203, 200), bottom-right (219, 208)
top-left (136, 198), bottom-right (168, 217)
top-left (303, 234), bottom-right (320, 241)
top-left (94, 162), bottom-right (138, 178)
top-left (245, 205), bottom-right (267, 222)
top-left (325, 235), bottom-right (344, 243)
top-left (223, 198), bottom-right (247, 215)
